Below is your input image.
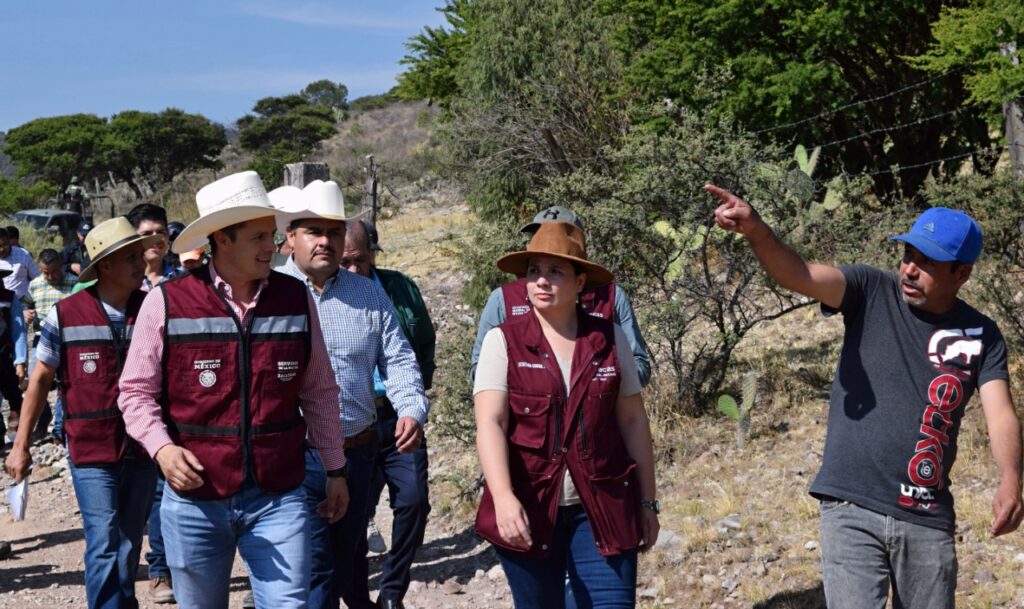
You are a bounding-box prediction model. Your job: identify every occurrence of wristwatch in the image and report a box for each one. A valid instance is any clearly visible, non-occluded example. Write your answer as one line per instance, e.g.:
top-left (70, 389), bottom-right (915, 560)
top-left (640, 498), bottom-right (660, 514)
top-left (326, 465), bottom-right (349, 479)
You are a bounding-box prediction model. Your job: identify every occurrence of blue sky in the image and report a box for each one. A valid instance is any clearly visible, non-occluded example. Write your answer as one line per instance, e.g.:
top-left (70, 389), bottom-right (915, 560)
top-left (1, 1), bottom-right (448, 131)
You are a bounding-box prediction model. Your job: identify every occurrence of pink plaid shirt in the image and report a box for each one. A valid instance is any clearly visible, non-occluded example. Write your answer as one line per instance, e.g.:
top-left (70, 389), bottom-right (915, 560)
top-left (117, 261), bottom-right (346, 471)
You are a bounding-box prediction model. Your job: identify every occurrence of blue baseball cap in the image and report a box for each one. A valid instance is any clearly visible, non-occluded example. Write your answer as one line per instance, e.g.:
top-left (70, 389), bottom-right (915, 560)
top-left (890, 207), bottom-right (982, 264)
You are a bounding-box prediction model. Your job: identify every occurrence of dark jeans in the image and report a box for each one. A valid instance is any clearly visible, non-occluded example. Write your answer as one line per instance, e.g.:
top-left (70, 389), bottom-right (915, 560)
top-left (0, 351), bottom-right (25, 435)
top-left (819, 499), bottom-right (957, 609)
top-left (496, 505), bottom-right (637, 609)
top-left (146, 478), bottom-right (169, 578)
top-left (363, 403), bottom-right (430, 602)
top-left (304, 436), bottom-right (381, 609)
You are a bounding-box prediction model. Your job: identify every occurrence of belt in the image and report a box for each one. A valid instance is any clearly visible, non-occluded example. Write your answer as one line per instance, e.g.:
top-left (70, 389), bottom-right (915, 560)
top-left (374, 396), bottom-right (391, 410)
top-left (344, 426), bottom-right (378, 449)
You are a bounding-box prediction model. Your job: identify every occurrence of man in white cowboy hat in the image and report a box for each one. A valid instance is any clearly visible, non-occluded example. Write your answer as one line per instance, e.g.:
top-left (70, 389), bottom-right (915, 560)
top-left (5, 217), bottom-right (162, 609)
top-left (276, 180), bottom-right (428, 609)
top-left (117, 171), bottom-right (350, 609)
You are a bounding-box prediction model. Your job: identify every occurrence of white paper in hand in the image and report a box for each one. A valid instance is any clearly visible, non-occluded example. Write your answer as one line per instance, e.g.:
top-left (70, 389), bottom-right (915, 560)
top-left (6, 478), bottom-right (29, 521)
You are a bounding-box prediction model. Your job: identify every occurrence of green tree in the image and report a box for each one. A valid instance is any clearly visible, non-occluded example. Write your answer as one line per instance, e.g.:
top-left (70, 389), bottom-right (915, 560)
top-left (600, 0), bottom-right (989, 201)
top-left (909, 0), bottom-right (1024, 117)
top-left (3, 114), bottom-right (108, 186)
top-left (395, 0), bottom-right (472, 107)
top-left (237, 94), bottom-right (337, 185)
top-left (301, 80), bottom-right (350, 116)
top-left (0, 177), bottom-right (56, 214)
top-left (104, 109), bottom-right (226, 197)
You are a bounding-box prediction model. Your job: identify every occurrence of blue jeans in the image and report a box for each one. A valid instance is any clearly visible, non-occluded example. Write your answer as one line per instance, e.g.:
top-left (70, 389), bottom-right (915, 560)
top-left (305, 436), bottom-right (381, 609)
top-left (364, 403), bottom-right (430, 603)
top-left (69, 458), bottom-right (157, 609)
top-left (145, 478), bottom-right (169, 578)
top-left (496, 504), bottom-right (637, 609)
top-left (161, 482), bottom-right (311, 609)
top-left (819, 499), bottom-right (957, 609)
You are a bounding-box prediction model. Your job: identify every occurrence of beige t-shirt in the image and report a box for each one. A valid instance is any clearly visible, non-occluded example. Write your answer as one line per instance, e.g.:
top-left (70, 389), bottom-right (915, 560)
top-left (474, 324), bottom-right (643, 505)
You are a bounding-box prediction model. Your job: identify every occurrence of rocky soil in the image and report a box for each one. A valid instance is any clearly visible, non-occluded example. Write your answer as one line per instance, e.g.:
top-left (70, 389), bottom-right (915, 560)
top-left (5, 191), bottom-right (1024, 609)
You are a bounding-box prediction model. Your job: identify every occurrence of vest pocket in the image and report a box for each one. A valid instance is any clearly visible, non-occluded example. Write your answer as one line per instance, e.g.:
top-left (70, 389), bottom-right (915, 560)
top-left (508, 394), bottom-right (551, 450)
top-left (587, 460), bottom-right (641, 552)
top-left (67, 413), bottom-right (125, 465)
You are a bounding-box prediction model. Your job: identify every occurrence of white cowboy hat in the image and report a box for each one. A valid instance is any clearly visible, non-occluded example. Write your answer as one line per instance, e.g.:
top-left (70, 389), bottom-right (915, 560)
top-left (277, 180), bottom-right (366, 235)
top-left (79, 217), bottom-right (162, 282)
top-left (172, 171), bottom-right (281, 254)
top-left (268, 185), bottom-right (304, 213)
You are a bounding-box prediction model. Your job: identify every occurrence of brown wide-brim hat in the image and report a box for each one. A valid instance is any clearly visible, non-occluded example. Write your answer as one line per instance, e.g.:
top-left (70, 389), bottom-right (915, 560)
top-left (496, 221), bottom-right (614, 288)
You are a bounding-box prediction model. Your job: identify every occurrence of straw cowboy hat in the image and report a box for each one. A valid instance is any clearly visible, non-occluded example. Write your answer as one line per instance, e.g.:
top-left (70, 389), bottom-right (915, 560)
top-left (276, 180), bottom-right (366, 235)
top-left (497, 221), bottom-right (614, 287)
top-left (172, 171), bottom-right (281, 254)
top-left (78, 217), bottom-right (163, 282)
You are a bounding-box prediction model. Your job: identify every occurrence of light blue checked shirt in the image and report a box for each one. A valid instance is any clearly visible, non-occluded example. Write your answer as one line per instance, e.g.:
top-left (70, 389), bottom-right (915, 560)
top-left (278, 258), bottom-right (428, 437)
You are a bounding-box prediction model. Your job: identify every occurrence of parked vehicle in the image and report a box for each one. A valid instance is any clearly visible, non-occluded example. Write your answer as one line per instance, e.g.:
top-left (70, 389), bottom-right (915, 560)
top-left (12, 209), bottom-right (83, 238)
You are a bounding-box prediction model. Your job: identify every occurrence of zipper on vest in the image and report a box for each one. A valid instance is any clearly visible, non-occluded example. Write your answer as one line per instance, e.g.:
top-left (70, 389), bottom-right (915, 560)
top-left (213, 287), bottom-right (258, 485)
top-left (539, 351), bottom-right (566, 460)
top-left (239, 313), bottom-right (257, 483)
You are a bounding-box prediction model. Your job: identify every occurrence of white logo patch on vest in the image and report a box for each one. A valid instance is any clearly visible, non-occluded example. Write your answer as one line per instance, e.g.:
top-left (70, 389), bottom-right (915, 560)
top-left (195, 359), bottom-right (221, 388)
top-left (511, 305), bottom-right (531, 316)
top-left (277, 360), bottom-right (299, 382)
top-left (80, 352), bottom-right (100, 374)
top-left (594, 365), bottom-right (618, 381)
top-left (199, 370), bottom-right (217, 388)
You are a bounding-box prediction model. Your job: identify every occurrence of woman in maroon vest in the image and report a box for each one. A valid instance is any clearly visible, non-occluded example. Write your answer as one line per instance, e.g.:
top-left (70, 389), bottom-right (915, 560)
top-left (474, 221), bottom-right (659, 609)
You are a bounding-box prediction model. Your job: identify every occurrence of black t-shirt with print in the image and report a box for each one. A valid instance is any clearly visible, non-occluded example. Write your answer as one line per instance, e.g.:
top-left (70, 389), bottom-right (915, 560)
top-left (809, 264), bottom-right (1008, 531)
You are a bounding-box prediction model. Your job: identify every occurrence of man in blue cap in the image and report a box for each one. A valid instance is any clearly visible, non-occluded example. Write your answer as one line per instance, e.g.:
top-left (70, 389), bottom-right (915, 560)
top-left (707, 184), bottom-right (1023, 609)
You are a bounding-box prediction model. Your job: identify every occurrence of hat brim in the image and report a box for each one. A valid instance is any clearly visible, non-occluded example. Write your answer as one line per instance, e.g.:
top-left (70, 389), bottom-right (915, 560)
top-left (889, 234), bottom-right (959, 263)
top-left (173, 206), bottom-right (282, 254)
top-left (496, 251), bottom-right (614, 288)
top-left (79, 234), bottom-right (163, 282)
top-left (277, 209), bottom-right (368, 235)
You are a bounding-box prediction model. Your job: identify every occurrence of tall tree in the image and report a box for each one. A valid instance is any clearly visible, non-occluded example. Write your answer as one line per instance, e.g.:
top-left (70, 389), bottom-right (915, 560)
top-left (237, 94), bottom-right (338, 186)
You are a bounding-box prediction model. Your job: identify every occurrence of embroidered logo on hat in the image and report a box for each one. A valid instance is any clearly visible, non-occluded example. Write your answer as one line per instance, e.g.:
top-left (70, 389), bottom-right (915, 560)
top-left (924, 223), bottom-right (935, 233)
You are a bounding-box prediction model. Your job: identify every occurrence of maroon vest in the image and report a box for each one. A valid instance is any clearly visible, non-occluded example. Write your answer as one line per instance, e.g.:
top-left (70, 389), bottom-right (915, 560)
top-left (161, 268), bottom-right (311, 500)
top-left (475, 311), bottom-right (642, 557)
top-left (58, 288), bottom-right (147, 466)
top-left (501, 277), bottom-right (616, 321)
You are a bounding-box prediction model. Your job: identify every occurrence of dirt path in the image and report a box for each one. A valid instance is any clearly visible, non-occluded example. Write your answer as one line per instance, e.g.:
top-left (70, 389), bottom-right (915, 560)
top-left (0, 434), bottom-right (512, 609)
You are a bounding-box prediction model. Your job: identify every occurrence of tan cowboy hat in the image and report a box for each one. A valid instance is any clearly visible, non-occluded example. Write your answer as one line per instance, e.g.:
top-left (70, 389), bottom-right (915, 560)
top-left (277, 180), bottom-right (366, 234)
top-left (497, 221), bottom-right (614, 287)
top-left (78, 217), bottom-right (162, 282)
top-left (172, 171), bottom-right (281, 254)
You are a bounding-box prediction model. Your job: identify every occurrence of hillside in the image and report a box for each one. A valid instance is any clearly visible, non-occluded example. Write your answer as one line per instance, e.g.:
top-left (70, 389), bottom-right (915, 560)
top-left (4, 99), bottom-right (1024, 609)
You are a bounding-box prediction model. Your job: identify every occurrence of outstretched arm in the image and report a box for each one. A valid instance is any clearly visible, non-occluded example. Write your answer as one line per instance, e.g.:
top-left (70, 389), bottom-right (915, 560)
top-left (706, 184), bottom-right (846, 309)
top-left (979, 379), bottom-right (1023, 537)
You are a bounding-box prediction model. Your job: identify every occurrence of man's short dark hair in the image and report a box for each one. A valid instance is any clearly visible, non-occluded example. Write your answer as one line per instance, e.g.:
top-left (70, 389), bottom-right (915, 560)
top-left (5, 226), bottom-right (19, 240)
top-left (0, 228), bottom-right (10, 240)
top-left (38, 249), bottom-right (62, 266)
top-left (207, 221), bottom-right (244, 256)
top-left (126, 203), bottom-right (168, 229)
